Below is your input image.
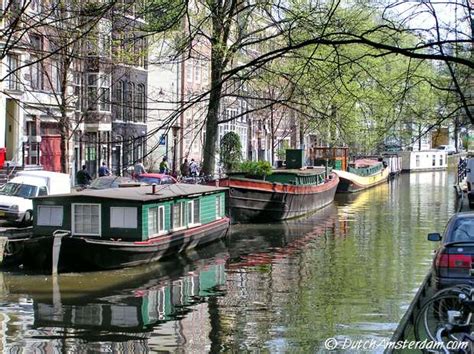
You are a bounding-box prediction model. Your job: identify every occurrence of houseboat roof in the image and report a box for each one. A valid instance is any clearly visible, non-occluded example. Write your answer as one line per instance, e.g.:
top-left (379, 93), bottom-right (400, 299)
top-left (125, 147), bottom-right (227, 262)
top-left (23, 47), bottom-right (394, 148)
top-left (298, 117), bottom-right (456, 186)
top-left (35, 184), bottom-right (228, 202)
top-left (272, 167), bottom-right (326, 176)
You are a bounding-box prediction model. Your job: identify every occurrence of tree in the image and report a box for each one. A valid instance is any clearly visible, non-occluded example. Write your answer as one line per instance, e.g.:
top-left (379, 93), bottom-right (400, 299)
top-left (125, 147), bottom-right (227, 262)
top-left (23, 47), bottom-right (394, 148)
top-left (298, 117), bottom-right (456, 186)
top-left (219, 131), bottom-right (242, 172)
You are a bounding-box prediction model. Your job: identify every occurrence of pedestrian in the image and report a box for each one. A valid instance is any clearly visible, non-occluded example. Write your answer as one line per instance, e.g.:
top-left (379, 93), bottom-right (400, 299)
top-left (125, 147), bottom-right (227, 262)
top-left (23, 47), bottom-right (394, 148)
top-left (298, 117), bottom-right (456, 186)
top-left (76, 165), bottom-right (92, 187)
top-left (189, 159), bottom-right (199, 177)
top-left (98, 161), bottom-right (111, 177)
top-left (159, 157), bottom-right (169, 174)
top-left (180, 158), bottom-right (190, 177)
top-left (134, 159), bottom-right (147, 178)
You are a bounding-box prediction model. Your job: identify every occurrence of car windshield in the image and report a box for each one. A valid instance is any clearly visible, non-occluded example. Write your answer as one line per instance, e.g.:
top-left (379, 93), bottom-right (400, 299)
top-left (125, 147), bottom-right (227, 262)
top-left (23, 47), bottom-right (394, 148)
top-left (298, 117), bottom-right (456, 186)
top-left (138, 177), bottom-right (161, 184)
top-left (0, 182), bottom-right (38, 198)
top-left (89, 177), bottom-right (134, 189)
top-left (451, 218), bottom-right (474, 242)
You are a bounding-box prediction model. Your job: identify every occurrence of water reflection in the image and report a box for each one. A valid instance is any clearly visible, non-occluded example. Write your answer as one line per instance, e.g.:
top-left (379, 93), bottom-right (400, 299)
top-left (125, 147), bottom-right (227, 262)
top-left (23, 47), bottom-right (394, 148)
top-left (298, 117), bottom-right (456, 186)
top-left (0, 172), bottom-right (458, 352)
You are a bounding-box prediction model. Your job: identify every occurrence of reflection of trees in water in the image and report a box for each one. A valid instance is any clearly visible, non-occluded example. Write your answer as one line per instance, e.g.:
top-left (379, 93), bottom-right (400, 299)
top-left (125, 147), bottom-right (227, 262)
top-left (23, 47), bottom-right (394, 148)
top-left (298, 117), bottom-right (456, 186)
top-left (213, 172), bottom-right (457, 351)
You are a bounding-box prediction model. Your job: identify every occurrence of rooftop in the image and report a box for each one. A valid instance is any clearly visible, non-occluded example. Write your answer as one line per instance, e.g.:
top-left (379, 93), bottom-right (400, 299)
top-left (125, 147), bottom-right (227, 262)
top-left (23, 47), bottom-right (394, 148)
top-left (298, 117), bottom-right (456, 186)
top-left (35, 184), bottom-right (228, 202)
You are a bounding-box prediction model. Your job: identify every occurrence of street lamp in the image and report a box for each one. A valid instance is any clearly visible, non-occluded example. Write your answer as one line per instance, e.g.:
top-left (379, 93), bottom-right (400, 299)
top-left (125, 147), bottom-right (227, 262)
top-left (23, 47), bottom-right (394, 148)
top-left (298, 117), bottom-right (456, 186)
top-left (171, 125), bottom-right (180, 174)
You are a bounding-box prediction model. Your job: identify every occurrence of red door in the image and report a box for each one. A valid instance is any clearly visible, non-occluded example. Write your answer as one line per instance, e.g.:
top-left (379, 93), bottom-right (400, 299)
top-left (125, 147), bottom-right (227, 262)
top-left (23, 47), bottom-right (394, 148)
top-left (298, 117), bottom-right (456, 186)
top-left (40, 136), bottom-right (62, 172)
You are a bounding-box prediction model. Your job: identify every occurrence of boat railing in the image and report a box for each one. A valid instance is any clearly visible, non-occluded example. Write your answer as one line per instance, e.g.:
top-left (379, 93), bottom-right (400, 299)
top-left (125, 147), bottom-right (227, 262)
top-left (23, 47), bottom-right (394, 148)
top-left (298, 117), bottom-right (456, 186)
top-left (348, 163), bottom-right (383, 177)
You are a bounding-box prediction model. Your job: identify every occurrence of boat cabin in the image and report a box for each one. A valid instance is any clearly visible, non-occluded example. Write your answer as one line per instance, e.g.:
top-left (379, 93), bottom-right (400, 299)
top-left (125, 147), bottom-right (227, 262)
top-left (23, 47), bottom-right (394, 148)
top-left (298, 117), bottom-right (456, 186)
top-left (228, 168), bottom-right (327, 185)
top-left (32, 184), bottom-right (227, 241)
top-left (348, 159), bottom-right (384, 177)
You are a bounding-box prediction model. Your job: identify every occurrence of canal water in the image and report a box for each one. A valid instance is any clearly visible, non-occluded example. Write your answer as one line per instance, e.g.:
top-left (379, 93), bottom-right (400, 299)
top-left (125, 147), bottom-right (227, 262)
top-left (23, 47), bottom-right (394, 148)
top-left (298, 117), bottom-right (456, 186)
top-left (0, 172), bottom-right (458, 352)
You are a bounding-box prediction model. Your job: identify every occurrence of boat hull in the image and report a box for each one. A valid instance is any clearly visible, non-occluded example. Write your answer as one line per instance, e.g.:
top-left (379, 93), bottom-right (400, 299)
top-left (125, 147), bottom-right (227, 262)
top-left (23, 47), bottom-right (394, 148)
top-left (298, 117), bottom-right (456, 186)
top-left (22, 218), bottom-right (230, 273)
top-left (220, 173), bottom-right (339, 223)
top-left (334, 168), bottom-right (389, 193)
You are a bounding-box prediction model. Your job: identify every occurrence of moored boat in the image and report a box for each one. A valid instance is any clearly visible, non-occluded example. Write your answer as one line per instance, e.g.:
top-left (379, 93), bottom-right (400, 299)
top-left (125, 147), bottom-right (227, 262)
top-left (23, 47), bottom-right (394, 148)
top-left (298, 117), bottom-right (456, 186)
top-left (22, 184), bottom-right (230, 273)
top-left (334, 158), bottom-right (389, 193)
top-left (220, 168), bottom-right (339, 223)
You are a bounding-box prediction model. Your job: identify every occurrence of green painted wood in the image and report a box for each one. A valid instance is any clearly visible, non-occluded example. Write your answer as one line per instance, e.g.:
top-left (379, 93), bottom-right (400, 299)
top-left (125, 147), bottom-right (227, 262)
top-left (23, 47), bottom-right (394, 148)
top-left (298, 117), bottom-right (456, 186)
top-left (33, 190), bottom-right (227, 242)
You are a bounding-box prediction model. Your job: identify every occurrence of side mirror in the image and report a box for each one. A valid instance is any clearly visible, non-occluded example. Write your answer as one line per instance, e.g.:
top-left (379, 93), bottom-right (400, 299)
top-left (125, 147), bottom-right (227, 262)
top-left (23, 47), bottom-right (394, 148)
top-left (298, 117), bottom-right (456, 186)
top-left (427, 233), bottom-right (442, 242)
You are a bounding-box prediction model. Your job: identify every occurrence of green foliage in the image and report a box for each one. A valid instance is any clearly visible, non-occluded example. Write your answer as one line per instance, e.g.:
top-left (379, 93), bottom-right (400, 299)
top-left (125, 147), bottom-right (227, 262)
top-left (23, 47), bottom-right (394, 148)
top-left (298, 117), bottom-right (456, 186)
top-left (239, 161), bottom-right (273, 177)
top-left (220, 132), bottom-right (242, 172)
top-left (276, 140), bottom-right (290, 160)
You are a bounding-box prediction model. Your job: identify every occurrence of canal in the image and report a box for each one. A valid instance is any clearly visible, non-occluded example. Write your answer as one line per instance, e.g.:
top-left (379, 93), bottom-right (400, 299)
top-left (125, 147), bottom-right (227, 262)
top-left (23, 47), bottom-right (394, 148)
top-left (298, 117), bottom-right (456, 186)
top-left (0, 172), bottom-right (458, 352)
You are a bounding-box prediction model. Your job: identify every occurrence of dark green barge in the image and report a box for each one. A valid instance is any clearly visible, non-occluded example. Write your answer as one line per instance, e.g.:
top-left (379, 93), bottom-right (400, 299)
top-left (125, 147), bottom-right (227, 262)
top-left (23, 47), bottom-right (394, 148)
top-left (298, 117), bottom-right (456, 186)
top-left (22, 184), bottom-right (229, 273)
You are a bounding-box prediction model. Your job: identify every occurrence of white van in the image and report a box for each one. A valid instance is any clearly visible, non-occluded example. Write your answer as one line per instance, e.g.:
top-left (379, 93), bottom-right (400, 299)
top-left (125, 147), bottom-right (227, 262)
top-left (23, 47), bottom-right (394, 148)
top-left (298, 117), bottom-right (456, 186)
top-left (0, 171), bottom-right (70, 225)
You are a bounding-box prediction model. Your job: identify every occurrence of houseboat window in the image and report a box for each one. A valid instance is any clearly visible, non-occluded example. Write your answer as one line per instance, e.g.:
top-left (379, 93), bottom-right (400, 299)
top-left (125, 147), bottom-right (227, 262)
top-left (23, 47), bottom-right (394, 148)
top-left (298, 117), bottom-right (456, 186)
top-left (72, 203), bottom-right (101, 236)
top-left (37, 205), bottom-right (63, 226)
top-left (432, 155), bottom-right (436, 167)
top-left (148, 206), bottom-right (166, 235)
top-left (172, 203), bottom-right (185, 229)
top-left (110, 207), bottom-right (137, 228)
top-left (216, 195), bottom-right (223, 219)
top-left (440, 155), bottom-right (443, 166)
top-left (187, 200), bottom-right (201, 226)
top-left (415, 155), bottom-right (420, 167)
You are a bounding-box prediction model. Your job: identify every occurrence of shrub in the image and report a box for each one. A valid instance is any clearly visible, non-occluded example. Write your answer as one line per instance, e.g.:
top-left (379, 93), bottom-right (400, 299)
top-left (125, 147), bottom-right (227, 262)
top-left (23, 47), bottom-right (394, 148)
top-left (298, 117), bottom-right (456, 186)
top-left (239, 161), bottom-right (273, 177)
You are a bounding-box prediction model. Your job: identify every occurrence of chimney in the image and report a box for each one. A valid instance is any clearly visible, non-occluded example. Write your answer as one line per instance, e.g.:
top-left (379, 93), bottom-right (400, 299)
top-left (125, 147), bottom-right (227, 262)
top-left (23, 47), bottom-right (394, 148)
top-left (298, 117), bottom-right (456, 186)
top-left (152, 183), bottom-right (157, 194)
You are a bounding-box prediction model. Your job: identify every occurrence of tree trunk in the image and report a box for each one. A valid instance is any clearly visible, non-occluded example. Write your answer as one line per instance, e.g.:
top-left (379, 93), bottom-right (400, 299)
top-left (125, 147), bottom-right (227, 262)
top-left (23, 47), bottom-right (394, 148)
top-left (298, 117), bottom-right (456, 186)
top-left (201, 5), bottom-right (225, 176)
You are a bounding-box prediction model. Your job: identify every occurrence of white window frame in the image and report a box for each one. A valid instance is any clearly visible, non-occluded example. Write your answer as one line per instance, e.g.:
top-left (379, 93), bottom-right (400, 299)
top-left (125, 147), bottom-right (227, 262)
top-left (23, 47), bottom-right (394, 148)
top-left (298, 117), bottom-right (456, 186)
top-left (216, 195), bottom-right (223, 219)
top-left (148, 205), bottom-right (167, 236)
top-left (37, 205), bottom-right (63, 226)
top-left (172, 202), bottom-right (186, 231)
top-left (110, 207), bottom-right (137, 229)
top-left (187, 200), bottom-right (201, 227)
top-left (72, 203), bottom-right (101, 237)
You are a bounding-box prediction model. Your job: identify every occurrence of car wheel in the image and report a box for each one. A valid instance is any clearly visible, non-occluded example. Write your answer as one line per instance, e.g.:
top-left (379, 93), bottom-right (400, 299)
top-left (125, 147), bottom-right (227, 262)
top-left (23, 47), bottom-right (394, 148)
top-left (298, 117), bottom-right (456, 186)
top-left (23, 210), bottom-right (33, 226)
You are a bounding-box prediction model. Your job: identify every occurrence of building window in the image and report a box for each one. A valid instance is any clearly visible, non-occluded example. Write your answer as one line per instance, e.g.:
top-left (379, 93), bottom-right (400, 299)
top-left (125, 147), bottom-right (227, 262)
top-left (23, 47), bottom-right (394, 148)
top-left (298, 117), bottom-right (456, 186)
top-left (87, 74), bottom-right (98, 110)
top-left (6, 55), bottom-right (20, 90)
top-left (72, 204), bottom-right (101, 236)
top-left (186, 62), bottom-right (192, 83)
top-left (37, 205), bottom-right (63, 226)
top-left (136, 84), bottom-right (146, 122)
top-left (432, 155), bottom-right (436, 167)
top-left (148, 206), bottom-right (166, 236)
top-left (216, 195), bottom-right (223, 219)
top-left (51, 60), bottom-right (61, 92)
top-left (115, 80), bottom-right (124, 120)
top-left (127, 82), bottom-right (134, 122)
top-left (110, 207), bottom-right (137, 228)
top-left (99, 74), bottom-right (111, 112)
top-left (440, 155), bottom-right (443, 166)
top-left (415, 154), bottom-right (420, 168)
top-left (73, 72), bottom-right (82, 111)
top-left (194, 61), bottom-right (200, 82)
top-left (172, 202), bottom-right (185, 229)
top-left (187, 200), bottom-right (200, 226)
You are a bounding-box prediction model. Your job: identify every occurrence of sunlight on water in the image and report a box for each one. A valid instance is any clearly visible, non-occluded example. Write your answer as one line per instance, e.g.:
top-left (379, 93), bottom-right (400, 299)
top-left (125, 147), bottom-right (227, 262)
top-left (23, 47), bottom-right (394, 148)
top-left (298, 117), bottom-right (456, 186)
top-left (0, 171), bottom-right (458, 352)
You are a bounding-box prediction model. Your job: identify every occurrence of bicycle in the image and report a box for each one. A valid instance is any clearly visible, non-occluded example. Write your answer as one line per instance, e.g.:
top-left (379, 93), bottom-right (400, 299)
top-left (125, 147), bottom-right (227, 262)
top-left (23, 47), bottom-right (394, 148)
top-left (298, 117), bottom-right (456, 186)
top-left (414, 283), bottom-right (474, 351)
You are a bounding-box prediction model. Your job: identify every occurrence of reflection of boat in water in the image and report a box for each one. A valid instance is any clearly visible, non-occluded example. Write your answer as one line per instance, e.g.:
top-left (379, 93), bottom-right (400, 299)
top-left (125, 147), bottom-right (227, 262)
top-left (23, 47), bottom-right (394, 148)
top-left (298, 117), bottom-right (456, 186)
top-left (228, 204), bottom-right (339, 267)
top-left (1, 241), bottom-right (228, 336)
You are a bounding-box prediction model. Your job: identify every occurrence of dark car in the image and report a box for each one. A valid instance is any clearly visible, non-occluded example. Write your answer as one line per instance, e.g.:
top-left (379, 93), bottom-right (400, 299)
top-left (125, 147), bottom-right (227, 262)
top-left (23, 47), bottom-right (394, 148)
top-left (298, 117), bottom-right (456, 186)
top-left (429, 212), bottom-right (474, 289)
top-left (135, 173), bottom-right (178, 185)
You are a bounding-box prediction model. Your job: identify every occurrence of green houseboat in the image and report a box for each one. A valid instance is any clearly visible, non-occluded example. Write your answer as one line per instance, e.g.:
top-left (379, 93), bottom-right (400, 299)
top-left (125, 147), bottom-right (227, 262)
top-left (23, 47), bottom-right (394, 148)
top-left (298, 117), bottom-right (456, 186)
top-left (22, 184), bottom-right (229, 273)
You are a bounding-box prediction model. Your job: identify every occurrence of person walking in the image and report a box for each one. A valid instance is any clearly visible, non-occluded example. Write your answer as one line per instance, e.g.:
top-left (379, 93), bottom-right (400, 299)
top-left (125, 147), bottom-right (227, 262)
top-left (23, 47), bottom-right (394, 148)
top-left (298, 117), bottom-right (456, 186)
top-left (76, 165), bottom-right (92, 187)
top-left (134, 159), bottom-right (147, 178)
top-left (180, 158), bottom-right (190, 177)
top-left (189, 159), bottom-right (199, 177)
top-left (159, 157), bottom-right (169, 174)
top-left (98, 162), bottom-right (111, 177)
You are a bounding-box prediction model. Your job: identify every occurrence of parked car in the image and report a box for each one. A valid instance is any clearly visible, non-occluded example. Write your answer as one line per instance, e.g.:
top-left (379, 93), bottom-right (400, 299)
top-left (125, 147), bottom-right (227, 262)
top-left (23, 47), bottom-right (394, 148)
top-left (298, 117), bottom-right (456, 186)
top-left (88, 176), bottom-right (141, 190)
top-left (437, 145), bottom-right (457, 155)
top-left (428, 212), bottom-right (474, 289)
top-left (0, 171), bottom-right (70, 225)
top-left (135, 173), bottom-right (178, 185)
